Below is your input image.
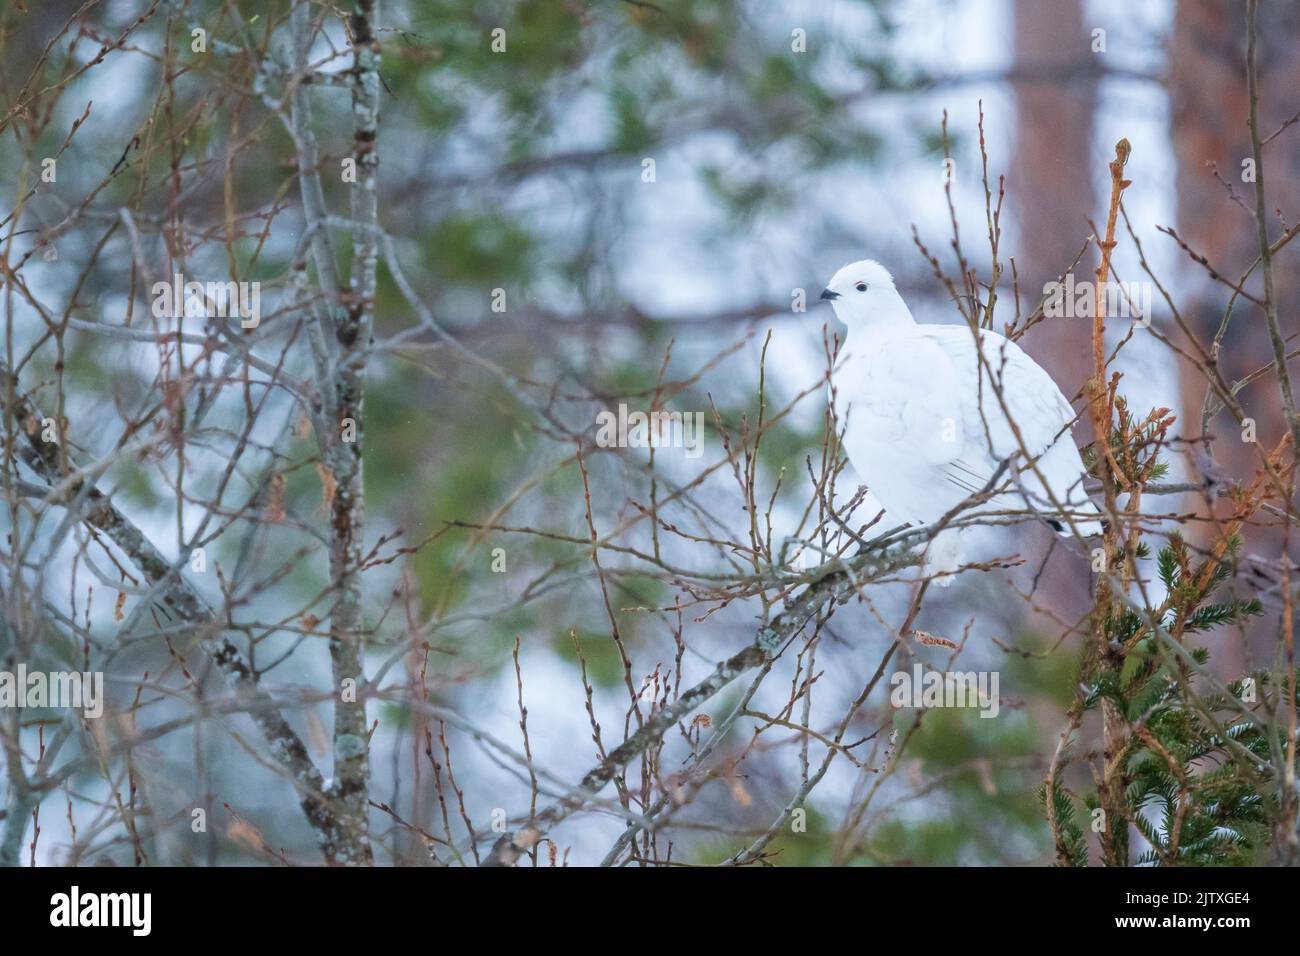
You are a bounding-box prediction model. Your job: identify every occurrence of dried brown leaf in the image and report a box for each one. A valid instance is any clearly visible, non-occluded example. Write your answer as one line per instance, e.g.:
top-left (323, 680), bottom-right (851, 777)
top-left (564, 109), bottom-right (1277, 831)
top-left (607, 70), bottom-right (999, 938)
top-left (913, 629), bottom-right (958, 649)
top-left (315, 462), bottom-right (337, 515)
top-left (263, 472), bottom-right (286, 523)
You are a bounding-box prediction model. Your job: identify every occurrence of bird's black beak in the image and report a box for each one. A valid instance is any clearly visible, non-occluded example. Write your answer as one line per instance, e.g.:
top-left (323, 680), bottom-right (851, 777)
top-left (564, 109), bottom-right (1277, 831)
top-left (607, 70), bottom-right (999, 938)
top-left (819, 288), bottom-right (840, 301)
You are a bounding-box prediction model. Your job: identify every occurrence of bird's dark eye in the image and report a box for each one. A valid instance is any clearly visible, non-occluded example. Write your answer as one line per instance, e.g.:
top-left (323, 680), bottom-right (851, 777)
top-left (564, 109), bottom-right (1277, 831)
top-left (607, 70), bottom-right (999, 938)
top-left (855, 282), bottom-right (868, 292)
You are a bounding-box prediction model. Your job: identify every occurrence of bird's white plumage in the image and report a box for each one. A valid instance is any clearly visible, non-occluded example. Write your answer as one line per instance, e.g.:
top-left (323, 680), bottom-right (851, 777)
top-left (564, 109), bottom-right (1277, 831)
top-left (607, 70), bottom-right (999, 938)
top-left (821, 259), bottom-right (1102, 581)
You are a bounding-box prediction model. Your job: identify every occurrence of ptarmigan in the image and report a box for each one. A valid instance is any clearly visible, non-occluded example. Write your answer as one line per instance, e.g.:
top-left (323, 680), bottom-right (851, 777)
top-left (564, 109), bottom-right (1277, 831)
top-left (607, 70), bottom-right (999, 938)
top-left (820, 259), bottom-right (1103, 583)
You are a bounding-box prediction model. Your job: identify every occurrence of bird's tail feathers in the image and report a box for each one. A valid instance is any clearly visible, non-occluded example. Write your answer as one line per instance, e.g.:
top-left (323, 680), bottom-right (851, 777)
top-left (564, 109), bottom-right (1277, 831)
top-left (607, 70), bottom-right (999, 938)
top-left (1019, 440), bottom-right (1106, 537)
top-left (1047, 497), bottom-right (1106, 538)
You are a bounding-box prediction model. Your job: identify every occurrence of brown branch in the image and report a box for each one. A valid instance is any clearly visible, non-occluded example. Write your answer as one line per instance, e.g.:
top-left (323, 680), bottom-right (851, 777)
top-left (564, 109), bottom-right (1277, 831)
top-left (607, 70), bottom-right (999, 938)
top-left (0, 365), bottom-right (359, 863)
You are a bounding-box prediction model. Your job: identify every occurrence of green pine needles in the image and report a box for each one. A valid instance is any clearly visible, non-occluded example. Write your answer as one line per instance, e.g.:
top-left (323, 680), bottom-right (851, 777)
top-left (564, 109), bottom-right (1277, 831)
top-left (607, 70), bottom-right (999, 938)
top-left (1043, 527), bottom-right (1298, 865)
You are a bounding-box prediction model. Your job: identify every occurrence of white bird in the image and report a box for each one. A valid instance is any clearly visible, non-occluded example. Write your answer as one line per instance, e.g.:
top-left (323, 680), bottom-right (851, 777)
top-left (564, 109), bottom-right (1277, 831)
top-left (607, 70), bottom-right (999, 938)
top-left (820, 259), bottom-right (1103, 583)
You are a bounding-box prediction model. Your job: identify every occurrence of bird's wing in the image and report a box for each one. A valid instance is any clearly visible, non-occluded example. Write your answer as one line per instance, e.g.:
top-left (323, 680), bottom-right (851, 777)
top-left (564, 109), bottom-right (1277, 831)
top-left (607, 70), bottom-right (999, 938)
top-left (915, 325), bottom-right (1081, 492)
top-left (836, 323), bottom-right (1098, 532)
top-left (835, 333), bottom-right (966, 466)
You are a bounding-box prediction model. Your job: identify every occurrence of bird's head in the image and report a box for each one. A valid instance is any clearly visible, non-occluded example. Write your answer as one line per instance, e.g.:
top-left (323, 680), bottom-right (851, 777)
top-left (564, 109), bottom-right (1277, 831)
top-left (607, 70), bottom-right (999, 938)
top-left (819, 259), bottom-right (911, 330)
